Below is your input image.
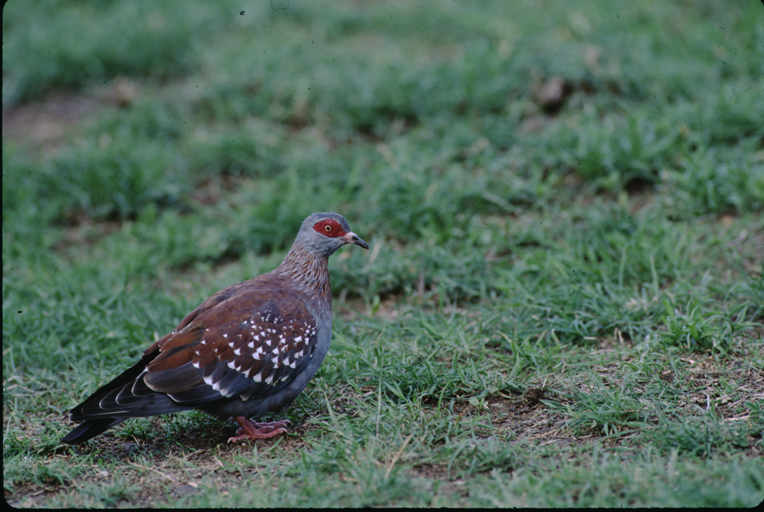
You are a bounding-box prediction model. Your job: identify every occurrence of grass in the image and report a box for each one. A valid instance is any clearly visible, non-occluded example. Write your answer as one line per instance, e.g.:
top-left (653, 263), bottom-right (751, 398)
top-left (3, 0), bottom-right (763, 507)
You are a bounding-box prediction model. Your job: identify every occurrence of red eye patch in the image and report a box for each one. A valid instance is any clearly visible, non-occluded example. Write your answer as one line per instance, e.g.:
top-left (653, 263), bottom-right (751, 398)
top-left (313, 219), bottom-right (346, 238)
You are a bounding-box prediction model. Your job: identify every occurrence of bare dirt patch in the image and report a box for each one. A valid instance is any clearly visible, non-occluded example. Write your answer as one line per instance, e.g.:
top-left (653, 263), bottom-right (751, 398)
top-left (3, 93), bottom-right (102, 154)
top-left (3, 77), bottom-right (142, 155)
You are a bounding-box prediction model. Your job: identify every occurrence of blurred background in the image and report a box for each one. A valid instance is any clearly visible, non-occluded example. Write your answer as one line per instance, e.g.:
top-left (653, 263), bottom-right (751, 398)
top-left (4, 1), bottom-right (762, 254)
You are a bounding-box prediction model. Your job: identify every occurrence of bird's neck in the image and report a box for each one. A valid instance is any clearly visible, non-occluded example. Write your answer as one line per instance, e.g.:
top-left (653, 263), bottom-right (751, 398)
top-left (276, 245), bottom-right (332, 312)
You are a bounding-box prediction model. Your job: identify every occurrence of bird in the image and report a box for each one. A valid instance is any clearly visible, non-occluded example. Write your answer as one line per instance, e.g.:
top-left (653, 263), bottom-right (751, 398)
top-left (62, 212), bottom-right (368, 445)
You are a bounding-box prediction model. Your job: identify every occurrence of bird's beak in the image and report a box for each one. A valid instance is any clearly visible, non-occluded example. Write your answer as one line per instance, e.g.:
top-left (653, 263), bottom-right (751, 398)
top-left (342, 232), bottom-right (369, 250)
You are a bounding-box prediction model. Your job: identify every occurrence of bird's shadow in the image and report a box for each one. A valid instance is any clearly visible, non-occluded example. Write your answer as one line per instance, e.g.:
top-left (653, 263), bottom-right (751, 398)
top-left (57, 411), bottom-right (308, 459)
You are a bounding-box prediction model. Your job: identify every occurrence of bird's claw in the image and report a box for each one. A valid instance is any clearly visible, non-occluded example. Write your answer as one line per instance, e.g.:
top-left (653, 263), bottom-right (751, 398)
top-left (227, 418), bottom-right (292, 443)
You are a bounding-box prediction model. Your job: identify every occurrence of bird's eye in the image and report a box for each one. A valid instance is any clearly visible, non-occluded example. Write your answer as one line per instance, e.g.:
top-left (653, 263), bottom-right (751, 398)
top-left (325, 225), bottom-right (332, 232)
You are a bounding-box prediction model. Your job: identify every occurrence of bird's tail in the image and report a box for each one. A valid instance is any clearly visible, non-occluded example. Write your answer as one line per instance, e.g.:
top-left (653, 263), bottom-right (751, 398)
top-left (61, 350), bottom-right (156, 445)
top-left (60, 349), bottom-right (200, 445)
top-left (61, 417), bottom-right (125, 445)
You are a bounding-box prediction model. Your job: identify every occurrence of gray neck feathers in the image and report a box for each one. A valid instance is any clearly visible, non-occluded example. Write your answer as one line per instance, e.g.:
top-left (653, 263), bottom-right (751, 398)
top-left (276, 244), bottom-right (332, 314)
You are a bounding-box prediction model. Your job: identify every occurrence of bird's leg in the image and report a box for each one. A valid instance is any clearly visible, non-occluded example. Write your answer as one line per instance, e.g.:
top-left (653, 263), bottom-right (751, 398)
top-left (227, 417), bottom-right (291, 443)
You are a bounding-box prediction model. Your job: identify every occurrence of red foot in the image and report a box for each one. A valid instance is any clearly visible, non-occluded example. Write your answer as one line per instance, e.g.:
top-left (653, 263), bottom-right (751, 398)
top-left (227, 417), bottom-right (291, 443)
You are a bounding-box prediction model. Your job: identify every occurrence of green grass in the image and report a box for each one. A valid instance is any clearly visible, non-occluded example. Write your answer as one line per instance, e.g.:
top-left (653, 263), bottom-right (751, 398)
top-left (3, 0), bottom-right (763, 507)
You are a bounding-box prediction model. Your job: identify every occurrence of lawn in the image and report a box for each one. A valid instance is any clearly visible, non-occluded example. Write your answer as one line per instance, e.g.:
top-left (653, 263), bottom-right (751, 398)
top-left (3, 0), bottom-right (763, 507)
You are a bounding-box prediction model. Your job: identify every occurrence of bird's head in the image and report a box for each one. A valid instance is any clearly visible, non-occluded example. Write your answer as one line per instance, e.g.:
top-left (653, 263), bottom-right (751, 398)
top-left (294, 212), bottom-right (369, 257)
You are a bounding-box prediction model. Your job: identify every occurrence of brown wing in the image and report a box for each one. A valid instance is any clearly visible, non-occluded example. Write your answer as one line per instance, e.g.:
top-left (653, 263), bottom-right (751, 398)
top-left (144, 297), bottom-right (319, 404)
